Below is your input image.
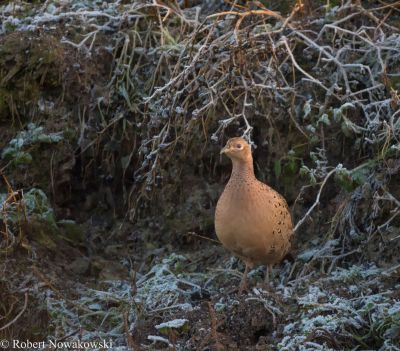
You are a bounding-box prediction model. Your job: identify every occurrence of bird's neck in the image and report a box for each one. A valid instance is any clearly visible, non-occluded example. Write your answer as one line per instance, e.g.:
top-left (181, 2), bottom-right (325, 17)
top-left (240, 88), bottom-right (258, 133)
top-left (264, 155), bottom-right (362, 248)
top-left (230, 159), bottom-right (255, 181)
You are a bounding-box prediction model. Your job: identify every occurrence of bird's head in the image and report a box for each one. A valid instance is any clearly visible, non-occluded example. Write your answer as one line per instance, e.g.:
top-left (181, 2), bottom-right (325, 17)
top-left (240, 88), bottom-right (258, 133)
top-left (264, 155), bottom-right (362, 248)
top-left (220, 137), bottom-right (252, 163)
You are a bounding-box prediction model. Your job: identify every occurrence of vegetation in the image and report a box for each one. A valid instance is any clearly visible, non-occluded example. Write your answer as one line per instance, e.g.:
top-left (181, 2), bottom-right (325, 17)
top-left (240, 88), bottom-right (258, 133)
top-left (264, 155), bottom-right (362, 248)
top-left (0, 0), bottom-right (399, 350)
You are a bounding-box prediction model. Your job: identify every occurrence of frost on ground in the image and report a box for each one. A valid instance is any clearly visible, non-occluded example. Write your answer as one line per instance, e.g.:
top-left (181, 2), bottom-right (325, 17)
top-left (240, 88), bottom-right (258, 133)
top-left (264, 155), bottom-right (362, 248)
top-left (38, 248), bottom-right (399, 350)
top-left (0, 178), bottom-right (399, 350)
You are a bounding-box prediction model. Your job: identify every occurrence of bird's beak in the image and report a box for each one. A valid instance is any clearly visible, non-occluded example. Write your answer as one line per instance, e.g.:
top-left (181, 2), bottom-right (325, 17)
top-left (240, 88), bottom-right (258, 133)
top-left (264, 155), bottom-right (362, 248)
top-left (220, 145), bottom-right (229, 155)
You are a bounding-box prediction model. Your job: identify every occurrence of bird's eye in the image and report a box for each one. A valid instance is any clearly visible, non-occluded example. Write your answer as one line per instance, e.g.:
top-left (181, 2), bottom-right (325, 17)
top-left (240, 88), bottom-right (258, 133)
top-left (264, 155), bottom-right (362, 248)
top-left (236, 144), bottom-right (243, 149)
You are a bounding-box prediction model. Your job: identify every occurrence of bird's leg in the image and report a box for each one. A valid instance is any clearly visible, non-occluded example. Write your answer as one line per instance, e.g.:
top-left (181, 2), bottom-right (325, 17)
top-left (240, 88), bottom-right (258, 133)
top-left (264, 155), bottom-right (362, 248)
top-left (264, 264), bottom-right (274, 285)
top-left (238, 262), bottom-right (250, 294)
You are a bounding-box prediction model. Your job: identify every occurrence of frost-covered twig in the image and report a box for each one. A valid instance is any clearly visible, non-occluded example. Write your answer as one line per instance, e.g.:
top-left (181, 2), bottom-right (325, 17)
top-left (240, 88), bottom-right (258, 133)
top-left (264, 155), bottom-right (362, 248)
top-left (294, 168), bottom-right (337, 233)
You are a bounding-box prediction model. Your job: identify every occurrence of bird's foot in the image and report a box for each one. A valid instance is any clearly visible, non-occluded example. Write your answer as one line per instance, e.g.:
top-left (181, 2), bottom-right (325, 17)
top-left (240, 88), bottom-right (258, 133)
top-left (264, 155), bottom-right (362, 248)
top-left (258, 264), bottom-right (274, 291)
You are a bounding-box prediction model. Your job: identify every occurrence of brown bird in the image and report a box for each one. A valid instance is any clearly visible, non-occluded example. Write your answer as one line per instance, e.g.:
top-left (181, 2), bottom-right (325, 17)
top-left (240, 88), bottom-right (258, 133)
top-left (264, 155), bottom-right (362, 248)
top-left (215, 137), bottom-right (293, 293)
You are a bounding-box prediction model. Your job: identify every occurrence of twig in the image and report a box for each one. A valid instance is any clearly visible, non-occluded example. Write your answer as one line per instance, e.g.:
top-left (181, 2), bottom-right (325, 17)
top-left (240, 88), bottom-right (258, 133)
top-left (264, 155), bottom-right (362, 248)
top-left (280, 37), bottom-right (336, 97)
top-left (294, 168), bottom-right (337, 233)
top-left (207, 302), bottom-right (224, 351)
top-left (124, 311), bottom-right (139, 351)
top-left (185, 232), bottom-right (221, 244)
top-left (0, 292), bottom-right (28, 331)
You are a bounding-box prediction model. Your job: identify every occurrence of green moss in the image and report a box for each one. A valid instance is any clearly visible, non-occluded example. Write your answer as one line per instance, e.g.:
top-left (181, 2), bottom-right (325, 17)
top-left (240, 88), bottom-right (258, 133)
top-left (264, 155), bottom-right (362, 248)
top-left (335, 162), bottom-right (375, 192)
top-left (3, 150), bottom-right (32, 165)
top-left (58, 220), bottom-right (85, 244)
top-left (29, 219), bottom-right (58, 250)
top-left (0, 187), bottom-right (62, 252)
top-left (1, 123), bottom-right (63, 165)
top-left (24, 188), bottom-right (57, 224)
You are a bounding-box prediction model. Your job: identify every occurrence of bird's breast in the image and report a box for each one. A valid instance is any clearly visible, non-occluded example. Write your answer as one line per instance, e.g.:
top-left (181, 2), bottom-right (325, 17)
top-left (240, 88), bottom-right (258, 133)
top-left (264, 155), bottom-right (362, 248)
top-left (215, 181), bottom-right (292, 264)
top-left (216, 185), bottom-right (272, 236)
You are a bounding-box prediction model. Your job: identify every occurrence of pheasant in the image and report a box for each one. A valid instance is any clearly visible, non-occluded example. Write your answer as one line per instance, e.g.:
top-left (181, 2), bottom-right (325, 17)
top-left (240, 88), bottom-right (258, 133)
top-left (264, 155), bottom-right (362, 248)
top-left (215, 137), bottom-right (293, 293)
